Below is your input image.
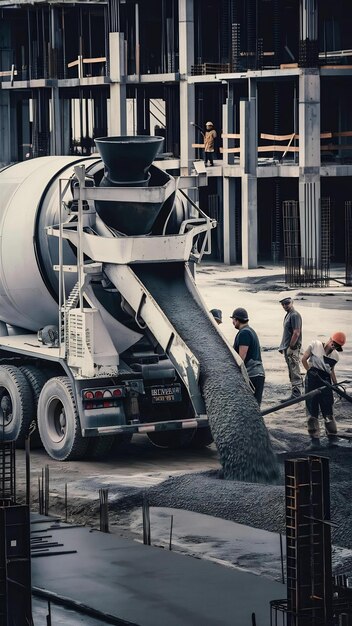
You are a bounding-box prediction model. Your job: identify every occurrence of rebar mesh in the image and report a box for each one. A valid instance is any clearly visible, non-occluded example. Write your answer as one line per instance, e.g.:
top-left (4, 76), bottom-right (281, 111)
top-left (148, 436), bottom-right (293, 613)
top-left (283, 200), bottom-right (301, 285)
top-left (320, 197), bottom-right (332, 286)
top-left (283, 199), bottom-right (330, 287)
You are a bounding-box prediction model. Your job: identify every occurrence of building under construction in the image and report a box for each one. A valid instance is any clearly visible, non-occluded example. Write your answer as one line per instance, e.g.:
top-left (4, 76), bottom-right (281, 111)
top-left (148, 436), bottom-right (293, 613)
top-left (0, 0), bottom-right (351, 277)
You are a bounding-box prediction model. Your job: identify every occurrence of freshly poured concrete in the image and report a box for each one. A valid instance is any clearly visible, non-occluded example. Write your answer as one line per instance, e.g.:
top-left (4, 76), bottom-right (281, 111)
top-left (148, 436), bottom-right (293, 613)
top-left (31, 516), bottom-right (284, 626)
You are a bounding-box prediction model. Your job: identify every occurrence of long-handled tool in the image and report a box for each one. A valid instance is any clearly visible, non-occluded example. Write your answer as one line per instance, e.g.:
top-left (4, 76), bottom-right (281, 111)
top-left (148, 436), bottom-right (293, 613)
top-left (314, 376), bottom-right (352, 403)
top-left (261, 387), bottom-right (326, 417)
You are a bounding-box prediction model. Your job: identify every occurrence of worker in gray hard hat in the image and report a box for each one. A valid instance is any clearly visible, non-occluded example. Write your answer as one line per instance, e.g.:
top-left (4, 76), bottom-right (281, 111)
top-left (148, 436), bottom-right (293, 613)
top-left (231, 307), bottom-right (265, 405)
top-left (210, 309), bottom-right (222, 325)
top-left (204, 121), bottom-right (217, 166)
top-left (278, 295), bottom-right (303, 402)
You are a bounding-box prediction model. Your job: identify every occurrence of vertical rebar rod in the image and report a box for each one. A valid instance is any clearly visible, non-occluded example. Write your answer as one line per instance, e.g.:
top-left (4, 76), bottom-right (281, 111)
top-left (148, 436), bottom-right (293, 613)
top-left (41, 467), bottom-right (44, 513)
top-left (45, 465), bottom-right (50, 516)
top-left (38, 476), bottom-right (43, 515)
top-left (65, 483), bottom-right (68, 523)
top-left (99, 488), bottom-right (109, 533)
top-left (279, 533), bottom-right (285, 584)
top-left (46, 600), bottom-right (52, 626)
top-left (25, 436), bottom-right (31, 507)
top-left (345, 202), bottom-right (352, 286)
top-left (142, 493), bottom-right (151, 546)
top-left (169, 515), bottom-right (173, 551)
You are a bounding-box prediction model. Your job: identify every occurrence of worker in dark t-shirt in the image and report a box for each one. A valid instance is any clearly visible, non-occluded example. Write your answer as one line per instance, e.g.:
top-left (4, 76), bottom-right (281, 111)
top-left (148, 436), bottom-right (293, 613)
top-left (231, 307), bottom-right (265, 405)
top-left (278, 295), bottom-right (303, 402)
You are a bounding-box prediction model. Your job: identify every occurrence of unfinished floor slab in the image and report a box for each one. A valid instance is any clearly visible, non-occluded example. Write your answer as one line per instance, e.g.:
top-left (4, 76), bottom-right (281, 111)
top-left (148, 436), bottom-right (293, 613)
top-left (31, 515), bottom-right (284, 626)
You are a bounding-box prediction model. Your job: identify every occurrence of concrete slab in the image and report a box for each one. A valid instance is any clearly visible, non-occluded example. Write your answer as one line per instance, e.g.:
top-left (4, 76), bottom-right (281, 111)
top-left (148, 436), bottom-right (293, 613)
top-left (125, 507), bottom-right (287, 581)
top-left (31, 515), bottom-right (285, 626)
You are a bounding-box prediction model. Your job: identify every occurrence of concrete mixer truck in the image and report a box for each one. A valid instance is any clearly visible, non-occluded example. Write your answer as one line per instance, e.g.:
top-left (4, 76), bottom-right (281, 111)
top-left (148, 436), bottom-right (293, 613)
top-left (0, 136), bottom-right (260, 468)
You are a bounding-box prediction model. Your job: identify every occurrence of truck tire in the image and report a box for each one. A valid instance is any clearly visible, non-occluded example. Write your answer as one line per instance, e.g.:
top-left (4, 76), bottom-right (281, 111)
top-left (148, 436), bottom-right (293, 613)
top-left (38, 376), bottom-right (89, 461)
top-left (86, 436), bottom-right (114, 460)
top-left (147, 429), bottom-right (194, 449)
top-left (19, 365), bottom-right (49, 448)
top-left (0, 365), bottom-right (34, 444)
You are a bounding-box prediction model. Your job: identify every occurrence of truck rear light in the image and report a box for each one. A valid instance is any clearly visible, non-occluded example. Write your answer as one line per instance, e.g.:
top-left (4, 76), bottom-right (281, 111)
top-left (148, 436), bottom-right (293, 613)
top-left (83, 386), bottom-right (125, 410)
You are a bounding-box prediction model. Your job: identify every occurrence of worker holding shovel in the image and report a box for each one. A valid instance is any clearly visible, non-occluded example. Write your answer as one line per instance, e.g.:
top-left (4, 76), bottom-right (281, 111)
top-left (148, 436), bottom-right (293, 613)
top-left (301, 331), bottom-right (346, 450)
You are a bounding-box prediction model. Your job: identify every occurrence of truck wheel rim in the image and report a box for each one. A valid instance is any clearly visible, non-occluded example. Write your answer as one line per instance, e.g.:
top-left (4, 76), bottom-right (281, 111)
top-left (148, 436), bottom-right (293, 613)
top-left (47, 398), bottom-right (67, 443)
top-left (0, 391), bottom-right (13, 427)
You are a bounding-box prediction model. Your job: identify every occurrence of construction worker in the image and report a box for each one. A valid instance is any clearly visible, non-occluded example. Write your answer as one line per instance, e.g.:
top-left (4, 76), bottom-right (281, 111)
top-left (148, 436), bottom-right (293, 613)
top-left (210, 309), bottom-right (222, 325)
top-left (278, 295), bottom-right (302, 402)
top-left (231, 307), bottom-right (265, 405)
top-left (204, 121), bottom-right (217, 166)
top-left (302, 331), bottom-right (346, 450)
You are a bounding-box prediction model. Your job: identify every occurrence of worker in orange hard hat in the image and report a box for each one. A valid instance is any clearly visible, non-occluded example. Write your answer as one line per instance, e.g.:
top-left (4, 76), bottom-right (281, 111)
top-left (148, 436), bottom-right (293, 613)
top-left (301, 331), bottom-right (346, 450)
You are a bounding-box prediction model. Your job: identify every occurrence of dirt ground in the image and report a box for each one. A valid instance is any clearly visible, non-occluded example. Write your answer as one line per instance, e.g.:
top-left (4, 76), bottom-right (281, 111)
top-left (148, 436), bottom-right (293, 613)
top-left (15, 263), bottom-right (352, 565)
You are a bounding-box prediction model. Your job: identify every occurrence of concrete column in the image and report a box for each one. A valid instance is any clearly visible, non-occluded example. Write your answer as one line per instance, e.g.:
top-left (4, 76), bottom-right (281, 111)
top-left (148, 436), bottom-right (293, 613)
top-left (222, 83), bottom-right (235, 167)
top-left (109, 32), bottom-right (127, 135)
top-left (298, 70), bottom-right (320, 267)
top-left (223, 177), bottom-right (237, 264)
top-left (222, 85), bottom-right (237, 264)
top-left (0, 92), bottom-right (11, 164)
top-left (179, 0), bottom-right (195, 175)
top-left (61, 99), bottom-right (71, 155)
top-left (240, 80), bottom-right (258, 268)
top-left (51, 87), bottom-right (62, 155)
top-left (299, 0), bottom-right (318, 41)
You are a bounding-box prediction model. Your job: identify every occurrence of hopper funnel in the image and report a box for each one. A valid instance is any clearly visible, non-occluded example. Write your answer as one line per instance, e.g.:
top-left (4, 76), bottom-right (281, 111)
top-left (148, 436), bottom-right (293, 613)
top-left (95, 135), bottom-right (163, 187)
top-left (94, 135), bottom-right (175, 236)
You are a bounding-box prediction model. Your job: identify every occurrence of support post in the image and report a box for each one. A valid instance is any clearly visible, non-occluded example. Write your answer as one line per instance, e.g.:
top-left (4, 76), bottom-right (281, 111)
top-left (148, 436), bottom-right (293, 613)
top-left (109, 32), bottom-right (127, 136)
top-left (51, 87), bottom-right (62, 155)
top-left (222, 84), bottom-right (237, 264)
top-left (179, 0), bottom-right (195, 175)
top-left (240, 79), bottom-right (258, 268)
top-left (298, 70), bottom-right (321, 270)
top-left (223, 177), bottom-right (237, 264)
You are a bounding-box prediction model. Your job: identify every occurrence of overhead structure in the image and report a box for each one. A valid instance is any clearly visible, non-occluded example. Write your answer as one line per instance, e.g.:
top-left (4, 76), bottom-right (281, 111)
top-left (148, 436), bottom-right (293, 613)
top-left (0, 0), bottom-right (351, 273)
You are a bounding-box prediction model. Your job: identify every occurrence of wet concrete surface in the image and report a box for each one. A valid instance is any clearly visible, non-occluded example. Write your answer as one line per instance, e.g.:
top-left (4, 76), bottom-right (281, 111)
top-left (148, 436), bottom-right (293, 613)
top-left (122, 507), bottom-right (352, 580)
top-left (30, 515), bottom-right (284, 626)
top-left (32, 596), bottom-right (103, 626)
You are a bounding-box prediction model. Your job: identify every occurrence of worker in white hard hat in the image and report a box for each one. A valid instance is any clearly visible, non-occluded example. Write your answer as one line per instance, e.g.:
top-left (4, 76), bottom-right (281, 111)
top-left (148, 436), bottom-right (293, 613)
top-left (204, 121), bottom-right (217, 166)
